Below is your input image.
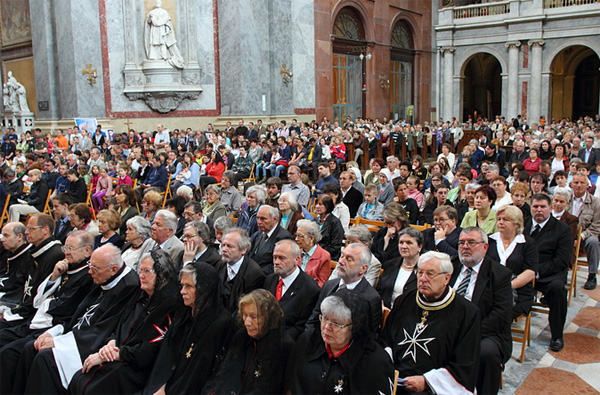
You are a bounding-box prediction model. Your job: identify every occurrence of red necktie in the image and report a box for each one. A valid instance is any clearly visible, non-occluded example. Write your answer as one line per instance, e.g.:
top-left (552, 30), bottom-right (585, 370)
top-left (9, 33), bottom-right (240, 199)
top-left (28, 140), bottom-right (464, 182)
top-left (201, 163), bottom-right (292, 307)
top-left (275, 279), bottom-right (284, 301)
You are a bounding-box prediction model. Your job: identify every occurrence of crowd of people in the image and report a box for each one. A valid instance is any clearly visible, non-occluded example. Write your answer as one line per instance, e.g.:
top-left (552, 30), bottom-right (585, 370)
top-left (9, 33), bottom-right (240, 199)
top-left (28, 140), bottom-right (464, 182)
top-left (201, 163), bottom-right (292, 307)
top-left (0, 113), bottom-right (598, 394)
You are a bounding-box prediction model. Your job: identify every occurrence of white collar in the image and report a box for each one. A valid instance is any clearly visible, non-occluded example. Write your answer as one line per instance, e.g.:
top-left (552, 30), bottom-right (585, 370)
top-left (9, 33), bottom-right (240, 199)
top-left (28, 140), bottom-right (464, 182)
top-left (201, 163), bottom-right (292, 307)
top-left (281, 266), bottom-right (300, 288)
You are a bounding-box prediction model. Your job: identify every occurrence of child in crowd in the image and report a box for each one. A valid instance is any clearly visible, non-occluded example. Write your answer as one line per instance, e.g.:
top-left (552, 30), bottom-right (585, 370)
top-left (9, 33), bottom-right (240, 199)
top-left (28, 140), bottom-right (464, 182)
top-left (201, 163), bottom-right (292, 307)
top-left (92, 167), bottom-right (113, 211)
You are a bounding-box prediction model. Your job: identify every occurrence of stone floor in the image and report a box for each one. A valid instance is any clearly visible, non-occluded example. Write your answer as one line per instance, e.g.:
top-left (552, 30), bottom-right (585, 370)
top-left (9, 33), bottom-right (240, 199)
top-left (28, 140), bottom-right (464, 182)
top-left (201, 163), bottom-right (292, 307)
top-left (501, 268), bottom-right (600, 394)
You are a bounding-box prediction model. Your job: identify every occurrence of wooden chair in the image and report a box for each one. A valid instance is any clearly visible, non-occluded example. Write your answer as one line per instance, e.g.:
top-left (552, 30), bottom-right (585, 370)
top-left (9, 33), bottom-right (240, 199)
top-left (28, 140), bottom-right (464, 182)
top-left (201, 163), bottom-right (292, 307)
top-left (0, 194), bottom-right (11, 227)
top-left (85, 184), bottom-right (97, 220)
top-left (511, 310), bottom-right (532, 363)
top-left (330, 260), bottom-right (338, 272)
top-left (42, 190), bottom-right (53, 216)
top-left (410, 224), bottom-right (431, 232)
top-left (241, 164), bottom-right (256, 184)
top-left (160, 177), bottom-right (172, 208)
top-left (568, 227), bottom-right (582, 306)
top-left (356, 218), bottom-right (385, 233)
top-left (392, 370), bottom-right (400, 395)
top-left (382, 306), bottom-right (391, 333)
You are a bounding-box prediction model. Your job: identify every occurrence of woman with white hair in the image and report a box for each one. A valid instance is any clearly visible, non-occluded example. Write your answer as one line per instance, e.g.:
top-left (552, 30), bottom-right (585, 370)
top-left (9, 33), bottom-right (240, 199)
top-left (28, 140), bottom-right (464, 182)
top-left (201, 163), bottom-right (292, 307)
top-left (237, 185), bottom-right (265, 236)
top-left (294, 219), bottom-right (331, 287)
top-left (202, 184), bottom-right (227, 222)
top-left (377, 168), bottom-right (395, 205)
top-left (278, 192), bottom-right (304, 236)
top-left (121, 216), bottom-right (157, 270)
top-left (552, 187), bottom-right (578, 239)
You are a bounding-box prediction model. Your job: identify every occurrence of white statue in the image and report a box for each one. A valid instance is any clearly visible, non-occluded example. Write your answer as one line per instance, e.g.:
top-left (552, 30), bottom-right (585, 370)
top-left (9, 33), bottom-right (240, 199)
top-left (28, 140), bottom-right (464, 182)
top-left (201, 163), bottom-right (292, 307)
top-left (144, 1), bottom-right (184, 69)
top-left (3, 71), bottom-right (29, 113)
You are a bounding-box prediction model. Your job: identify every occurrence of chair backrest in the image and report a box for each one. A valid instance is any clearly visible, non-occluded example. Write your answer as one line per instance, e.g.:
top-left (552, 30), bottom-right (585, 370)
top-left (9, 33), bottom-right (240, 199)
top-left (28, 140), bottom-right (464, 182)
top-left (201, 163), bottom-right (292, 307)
top-left (410, 224), bottom-right (431, 232)
top-left (42, 190), bottom-right (52, 215)
top-left (330, 260), bottom-right (338, 271)
top-left (356, 218), bottom-right (385, 233)
top-left (0, 194), bottom-right (11, 227)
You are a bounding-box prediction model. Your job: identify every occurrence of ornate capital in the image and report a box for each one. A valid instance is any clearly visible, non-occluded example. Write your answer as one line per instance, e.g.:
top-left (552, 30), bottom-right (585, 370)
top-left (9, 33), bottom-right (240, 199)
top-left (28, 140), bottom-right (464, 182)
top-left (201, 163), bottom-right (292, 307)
top-left (505, 41), bottom-right (521, 49)
top-left (528, 39), bottom-right (545, 48)
top-left (440, 46), bottom-right (455, 54)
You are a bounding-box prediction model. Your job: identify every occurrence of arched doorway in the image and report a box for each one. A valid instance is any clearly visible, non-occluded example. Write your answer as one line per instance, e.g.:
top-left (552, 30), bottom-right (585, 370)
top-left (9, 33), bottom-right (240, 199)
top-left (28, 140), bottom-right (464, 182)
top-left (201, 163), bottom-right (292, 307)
top-left (389, 20), bottom-right (414, 122)
top-left (550, 46), bottom-right (600, 120)
top-left (331, 8), bottom-right (367, 123)
top-left (462, 53), bottom-right (502, 121)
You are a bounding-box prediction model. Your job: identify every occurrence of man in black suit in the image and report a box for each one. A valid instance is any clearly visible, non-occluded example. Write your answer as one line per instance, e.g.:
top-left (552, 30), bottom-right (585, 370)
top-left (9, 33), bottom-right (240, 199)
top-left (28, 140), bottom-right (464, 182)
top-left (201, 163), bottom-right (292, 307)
top-left (527, 193), bottom-right (573, 352)
top-left (51, 193), bottom-right (73, 244)
top-left (340, 171), bottom-right (363, 218)
top-left (305, 138), bottom-right (323, 180)
top-left (578, 135), bottom-right (600, 174)
top-left (248, 205), bottom-right (293, 275)
top-left (306, 243), bottom-right (383, 333)
top-left (264, 240), bottom-right (320, 340)
top-left (42, 160), bottom-right (60, 192)
top-left (181, 221), bottom-right (221, 269)
top-left (423, 205), bottom-right (461, 257)
top-left (483, 143), bottom-right (508, 177)
top-left (3, 168), bottom-right (23, 205)
top-left (217, 228), bottom-right (265, 313)
top-left (451, 227), bottom-right (512, 395)
top-left (509, 140), bottom-right (529, 166)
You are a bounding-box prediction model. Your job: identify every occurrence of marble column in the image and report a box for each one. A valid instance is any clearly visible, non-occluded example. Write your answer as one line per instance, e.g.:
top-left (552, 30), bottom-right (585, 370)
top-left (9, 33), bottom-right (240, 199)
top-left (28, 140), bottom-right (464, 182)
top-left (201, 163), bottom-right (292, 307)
top-left (528, 39), bottom-right (544, 124)
top-left (441, 46), bottom-right (455, 121)
top-left (505, 41), bottom-right (521, 120)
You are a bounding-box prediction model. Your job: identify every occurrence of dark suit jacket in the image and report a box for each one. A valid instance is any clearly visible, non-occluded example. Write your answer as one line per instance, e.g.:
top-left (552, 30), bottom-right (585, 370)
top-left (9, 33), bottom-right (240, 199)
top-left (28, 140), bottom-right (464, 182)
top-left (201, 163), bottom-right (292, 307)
top-left (306, 277), bottom-right (382, 333)
top-left (54, 218), bottom-right (74, 244)
top-left (193, 246), bottom-right (222, 268)
top-left (524, 216), bottom-right (573, 282)
top-left (451, 256), bottom-right (513, 363)
top-left (264, 269), bottom-right (320, 340)
top-left (342, 186), bottom-right (363, 218)
top-left (217, 256), bottom-right (265, 312)
top-left (487, 237), bottom-right (538, 317)
top-left (423, 226), bottom-right (461, 257)
top-left (248, 225), bottom-right (294, 275)
top-left (68, 178), bottom-right (87, 203)
top-left (5, 178), bottom-right (23, 204)
top-left (376, 257), bottom-right (417, 308)
top-left (317, 215), bottom-right (344, 261)
top-left (578, 148), bottom-right (600, 173)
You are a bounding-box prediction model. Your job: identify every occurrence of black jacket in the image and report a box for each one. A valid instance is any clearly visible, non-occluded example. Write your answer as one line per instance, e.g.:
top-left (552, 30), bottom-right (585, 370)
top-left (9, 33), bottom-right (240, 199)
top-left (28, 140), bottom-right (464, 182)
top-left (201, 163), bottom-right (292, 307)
top-left (25, 180), bottom-right (49, 212)
top-left (216, 256), bottom-right (265, 313)
top-left (264, 269), bottom-right (320, 340)
top-left (342, 187), bottom-right (363, 218)
top-left (422, 226), bottom-right (462, 257)
top-left (376, 256), bottom-right (417, 308)
top-left (316, 215), bottom-right (344, 261)
top-left (248, 225), bottom-right (294, 275)
top-left (523, 216), bottom-right (573, 282)
top-left (67, 177), bottom-right (87, 203)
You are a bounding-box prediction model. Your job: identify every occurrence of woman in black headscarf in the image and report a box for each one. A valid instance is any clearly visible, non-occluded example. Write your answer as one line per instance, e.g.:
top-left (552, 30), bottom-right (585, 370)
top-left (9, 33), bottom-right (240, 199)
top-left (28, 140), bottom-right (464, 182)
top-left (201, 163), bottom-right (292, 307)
top-left (68, 249), bottom-right (180, 394)
top-left (285, 290), bottom-right (393, 394)
top-left (143, 262), bottom-right (234, 395)
top-left (203, 289), bottom-right (294, 394)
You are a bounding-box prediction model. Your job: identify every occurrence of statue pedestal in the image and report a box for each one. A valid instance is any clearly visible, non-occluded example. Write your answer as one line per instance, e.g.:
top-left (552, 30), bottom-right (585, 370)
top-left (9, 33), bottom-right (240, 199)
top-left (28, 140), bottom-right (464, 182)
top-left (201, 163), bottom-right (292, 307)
top-left (123, 60), bottom-right (202, 113)
top-left (2, 110), bottom-right (35, 133)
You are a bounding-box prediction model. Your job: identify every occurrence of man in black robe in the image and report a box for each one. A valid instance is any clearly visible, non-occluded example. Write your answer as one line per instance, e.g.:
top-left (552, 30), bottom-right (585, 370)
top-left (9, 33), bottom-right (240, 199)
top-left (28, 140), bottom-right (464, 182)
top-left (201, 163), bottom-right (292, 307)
top-left (0, 222), bottom-right (33, 308)
top-left (382, 251), bottom-right (481, 394)
top-left (12, 245), bottom-right (139, 394)
top-left (0, 214), bottom-right (64, 330)
top-left (0, 231), bottom-right (94, 393)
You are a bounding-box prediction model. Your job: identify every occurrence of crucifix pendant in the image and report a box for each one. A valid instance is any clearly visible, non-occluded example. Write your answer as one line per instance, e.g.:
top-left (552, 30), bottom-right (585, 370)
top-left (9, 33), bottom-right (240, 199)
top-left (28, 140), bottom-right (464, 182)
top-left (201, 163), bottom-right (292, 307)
top-left (186, 343), bottom-right (194, 359)
top-left (417, 310), bottom-right (429, 330)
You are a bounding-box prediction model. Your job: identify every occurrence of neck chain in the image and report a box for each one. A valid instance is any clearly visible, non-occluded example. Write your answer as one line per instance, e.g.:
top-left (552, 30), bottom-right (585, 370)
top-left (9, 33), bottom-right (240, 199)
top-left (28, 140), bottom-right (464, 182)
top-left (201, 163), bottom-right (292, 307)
top-left (415, 288), bottom-right (455, 330)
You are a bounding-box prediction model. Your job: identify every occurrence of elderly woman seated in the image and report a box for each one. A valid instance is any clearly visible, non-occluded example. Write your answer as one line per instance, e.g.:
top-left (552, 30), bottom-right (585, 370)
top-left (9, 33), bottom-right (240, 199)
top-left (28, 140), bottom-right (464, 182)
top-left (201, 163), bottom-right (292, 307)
top-left (94, 209), bottom-right (124, 249)
top-left (313, 194), bottom-right (344, 261)
top-left (121, 216), bottom-right (157, 270)
top-left (285, 290), bottom-right (393, 394)
top-left (68, 249), bottom-right (179, 394)
top-left (68, 202), bottom-right (99, 235)
top-left (202, 184), bottom-right (227, 222)
top-left (237, 185), bottom-right (266, 236)
top-left (220, 170), bottom-right (243, 217)
top-left (295, 220), bottom-right (332, 287)
top-left (203, 289), bottom-right (294, 394)
top-left (278, 192), bottom-right (304, 236)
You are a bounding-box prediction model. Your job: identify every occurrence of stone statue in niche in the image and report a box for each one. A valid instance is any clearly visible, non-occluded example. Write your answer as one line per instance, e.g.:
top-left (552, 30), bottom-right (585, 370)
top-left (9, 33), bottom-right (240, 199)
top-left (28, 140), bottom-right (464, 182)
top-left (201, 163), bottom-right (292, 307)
top-left (144, 0), bottom-right (184, 69)
top-left (3, 71), bottom-right (30, 113)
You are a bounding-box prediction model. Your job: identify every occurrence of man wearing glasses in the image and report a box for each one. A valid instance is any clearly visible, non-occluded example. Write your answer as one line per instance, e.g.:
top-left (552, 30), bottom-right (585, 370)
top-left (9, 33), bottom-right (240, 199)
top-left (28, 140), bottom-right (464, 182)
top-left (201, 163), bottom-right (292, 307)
top-left (0, 215), bottom-right (64, 330)
top-left (382, 251), bottom-right (481, 394)
top-left (451, 227), bottom-right (512, 395)
top-left (8, 244), bottom-right (139, 394)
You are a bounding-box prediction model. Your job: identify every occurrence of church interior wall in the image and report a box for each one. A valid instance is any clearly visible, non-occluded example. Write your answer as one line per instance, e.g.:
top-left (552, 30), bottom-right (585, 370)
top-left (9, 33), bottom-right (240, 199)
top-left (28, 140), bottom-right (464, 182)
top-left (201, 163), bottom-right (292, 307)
top-left (2, 57), bottom-right (36, 119)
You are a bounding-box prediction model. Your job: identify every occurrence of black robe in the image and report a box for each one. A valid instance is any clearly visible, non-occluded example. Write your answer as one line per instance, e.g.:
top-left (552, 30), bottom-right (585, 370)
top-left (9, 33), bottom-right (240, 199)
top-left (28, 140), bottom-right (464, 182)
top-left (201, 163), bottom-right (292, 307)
top-left (15, 266), bottom-right (140, 394)
top-left (143, 304), bottom-right (234, 395)
top-left (0, 243), bottom-right (34, 307)
top-left (381, 288), bottom-right (481, 394)
top-left (285, 327), bottom-right (393, 395)
top-left (68, 282), bottom-right (181, 394)
top-left (203, 327), bottom-right (294, 394)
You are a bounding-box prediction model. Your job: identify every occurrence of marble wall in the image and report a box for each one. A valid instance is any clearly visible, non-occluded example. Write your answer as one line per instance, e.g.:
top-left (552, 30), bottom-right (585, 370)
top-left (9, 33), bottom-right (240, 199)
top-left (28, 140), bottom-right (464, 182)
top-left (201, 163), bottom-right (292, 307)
top-left (218, 0), bottom-right (315, 116)
top-left (31, 0), bottom-right (106, 120)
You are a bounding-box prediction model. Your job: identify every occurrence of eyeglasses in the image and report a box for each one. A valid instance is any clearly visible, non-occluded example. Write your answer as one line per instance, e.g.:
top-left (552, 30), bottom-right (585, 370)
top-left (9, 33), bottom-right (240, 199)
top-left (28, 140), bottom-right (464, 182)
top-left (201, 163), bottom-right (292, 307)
top-left (88, 263), bottom-right (110, 272)
top-left (319, 314), bottom-right (352, 330)
top-left (137, 268), bottom-right (155, 275)
top-left (62, 246), bottom-right (85, 253)
top-left (294, 233), bottom-right (307, 239)
top-left (433, 218), bottom-right (451, 223)
top-left (416, 270), bottom-right (447, 279)
top-left (458, 240), bottom-right (486, 248)
top-left (182, 233), bottom-right (199, 240)
top-left (26, 226), bottom-right (43, 231)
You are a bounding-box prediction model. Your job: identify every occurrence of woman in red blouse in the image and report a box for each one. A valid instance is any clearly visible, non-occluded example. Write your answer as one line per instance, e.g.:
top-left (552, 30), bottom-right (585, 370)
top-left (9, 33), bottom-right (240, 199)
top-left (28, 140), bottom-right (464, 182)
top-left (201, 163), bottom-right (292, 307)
top-left (330, 136), bottom-right (346, 165)
top-left (200, 151), bottom-right (225, 193)
top-left (523, 148), bottom-right (542, 175)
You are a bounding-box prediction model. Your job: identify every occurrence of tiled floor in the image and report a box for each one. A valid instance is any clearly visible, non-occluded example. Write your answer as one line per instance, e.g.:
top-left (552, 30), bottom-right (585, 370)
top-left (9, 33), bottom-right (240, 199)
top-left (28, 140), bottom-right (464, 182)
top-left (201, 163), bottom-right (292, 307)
top-left (502, 269), bottom-right (600, 394)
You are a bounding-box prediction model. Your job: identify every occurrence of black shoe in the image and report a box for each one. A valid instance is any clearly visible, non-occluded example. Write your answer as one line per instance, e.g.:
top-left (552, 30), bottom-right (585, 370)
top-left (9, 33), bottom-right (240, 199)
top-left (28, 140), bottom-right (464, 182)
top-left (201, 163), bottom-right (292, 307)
top-left (539, 295), bottom-right (548, 305)
top-left (550, 338), bottom-right (564, 352)
top-left (584, 275), bottom-right (597, 290)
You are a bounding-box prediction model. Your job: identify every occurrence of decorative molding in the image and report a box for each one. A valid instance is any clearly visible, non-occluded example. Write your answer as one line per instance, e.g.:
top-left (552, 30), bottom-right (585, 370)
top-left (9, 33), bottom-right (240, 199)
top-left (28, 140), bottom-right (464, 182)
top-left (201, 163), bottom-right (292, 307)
top-left (294, 108), bottom-right (315, 115)
top-left (528, 39), bottom-right (545, 47)
top-left (126, 91), bottom-right (200, 113)
top-left (440, 46), bottom-right (455, 54)
top-left (505, 41), bottom-right (522, 49)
